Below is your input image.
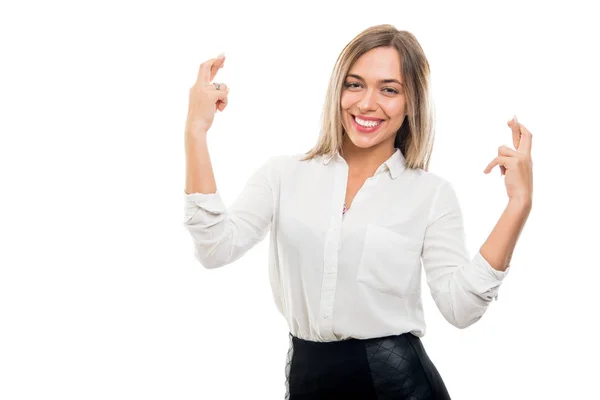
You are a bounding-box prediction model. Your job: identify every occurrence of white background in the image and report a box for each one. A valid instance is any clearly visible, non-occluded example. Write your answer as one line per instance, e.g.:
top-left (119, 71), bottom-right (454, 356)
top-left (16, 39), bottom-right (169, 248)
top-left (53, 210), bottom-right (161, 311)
top-left (1, 0), bottom-right (599, 399)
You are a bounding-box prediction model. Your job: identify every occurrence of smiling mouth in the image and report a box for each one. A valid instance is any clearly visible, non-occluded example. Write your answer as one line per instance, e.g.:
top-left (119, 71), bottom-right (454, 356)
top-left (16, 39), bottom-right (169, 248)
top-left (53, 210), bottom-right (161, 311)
top-left (349, 114), bottom-right (385, 133)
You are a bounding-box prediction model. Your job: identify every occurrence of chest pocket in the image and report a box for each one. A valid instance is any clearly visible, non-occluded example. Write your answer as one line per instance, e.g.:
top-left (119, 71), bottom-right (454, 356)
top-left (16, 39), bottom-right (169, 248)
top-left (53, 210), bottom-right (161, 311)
top-left (356, 224), bottom-right (422, 298)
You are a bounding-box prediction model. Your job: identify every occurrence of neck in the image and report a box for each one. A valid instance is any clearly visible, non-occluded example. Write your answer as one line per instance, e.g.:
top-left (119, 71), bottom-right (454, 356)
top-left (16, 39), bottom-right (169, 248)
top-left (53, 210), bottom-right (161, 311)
top-left (341, 136), bottom-right (395, 175)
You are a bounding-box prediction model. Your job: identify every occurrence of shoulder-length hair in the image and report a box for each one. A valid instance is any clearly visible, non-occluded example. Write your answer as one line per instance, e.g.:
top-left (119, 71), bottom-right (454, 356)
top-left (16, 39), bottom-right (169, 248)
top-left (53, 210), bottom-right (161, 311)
top-left (300, 24), bottom-right (436, 171)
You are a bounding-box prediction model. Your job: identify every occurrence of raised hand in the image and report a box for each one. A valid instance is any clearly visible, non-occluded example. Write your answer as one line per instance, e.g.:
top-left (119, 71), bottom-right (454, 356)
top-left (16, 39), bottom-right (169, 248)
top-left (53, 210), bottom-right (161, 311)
top-left (483, 116), bottom-right (533, 204)
top-left (185, 53), bottom-right (229, 135)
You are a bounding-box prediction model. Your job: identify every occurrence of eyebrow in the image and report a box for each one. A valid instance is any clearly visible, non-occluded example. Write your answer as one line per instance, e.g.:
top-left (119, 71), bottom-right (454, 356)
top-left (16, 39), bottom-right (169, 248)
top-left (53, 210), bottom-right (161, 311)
top-left (346, 74), bottom-right (403, 86)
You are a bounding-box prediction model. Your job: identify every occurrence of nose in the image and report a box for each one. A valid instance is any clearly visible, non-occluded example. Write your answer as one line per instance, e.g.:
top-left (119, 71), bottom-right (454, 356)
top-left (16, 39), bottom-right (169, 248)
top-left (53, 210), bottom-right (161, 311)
top-left (357, 88), bottom-right (378, 113)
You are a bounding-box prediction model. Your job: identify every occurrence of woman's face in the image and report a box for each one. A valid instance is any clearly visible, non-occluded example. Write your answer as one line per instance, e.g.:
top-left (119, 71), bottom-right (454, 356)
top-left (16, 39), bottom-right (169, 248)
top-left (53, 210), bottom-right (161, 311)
top-left (340, 46), bottom-right (407, 151)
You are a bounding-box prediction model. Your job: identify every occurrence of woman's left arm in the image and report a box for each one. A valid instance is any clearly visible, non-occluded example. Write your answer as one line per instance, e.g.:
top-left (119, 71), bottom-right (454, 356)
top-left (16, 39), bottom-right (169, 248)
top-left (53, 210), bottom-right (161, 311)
top-left (421, 116), bottom-right (533, 329)
top-left (481, 116), bottom-right (534, 271)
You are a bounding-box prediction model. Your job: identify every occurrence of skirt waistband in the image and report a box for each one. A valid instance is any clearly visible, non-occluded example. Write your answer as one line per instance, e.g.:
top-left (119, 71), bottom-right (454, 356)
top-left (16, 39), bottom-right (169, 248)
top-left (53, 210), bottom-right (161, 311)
top-left (285, 331), bottom-right (452, 399)
top-left (288, 331), bottom-right (420, 346)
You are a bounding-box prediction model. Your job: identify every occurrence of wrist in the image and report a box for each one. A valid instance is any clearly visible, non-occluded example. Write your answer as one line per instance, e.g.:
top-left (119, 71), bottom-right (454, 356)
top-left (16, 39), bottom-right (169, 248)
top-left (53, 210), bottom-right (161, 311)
top-left (508, 196), bottom-right (532, 211)
top-left (185, 119), bottom-right (209, 137)
top-left (185, 128), bottom-right (208, 141)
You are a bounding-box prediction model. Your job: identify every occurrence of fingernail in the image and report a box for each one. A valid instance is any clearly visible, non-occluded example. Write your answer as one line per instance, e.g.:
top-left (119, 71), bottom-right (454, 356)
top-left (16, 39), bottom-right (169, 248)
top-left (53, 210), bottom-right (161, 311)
top-left (513, 115), bottom-right (518, 124)
top-left (217, 52), bottom-right (225, 60)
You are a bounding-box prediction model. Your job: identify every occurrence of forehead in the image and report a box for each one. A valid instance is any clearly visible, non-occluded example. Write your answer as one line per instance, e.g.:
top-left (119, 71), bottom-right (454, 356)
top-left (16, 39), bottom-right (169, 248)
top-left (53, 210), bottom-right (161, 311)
top-left (348, 47), bottom-right (402, 79)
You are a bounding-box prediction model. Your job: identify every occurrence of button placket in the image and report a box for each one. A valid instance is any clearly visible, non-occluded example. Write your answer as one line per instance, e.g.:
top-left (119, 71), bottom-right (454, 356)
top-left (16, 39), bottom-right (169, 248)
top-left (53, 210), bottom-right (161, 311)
top-left (317, 161), bottom-right (346, 340)
top-left (320, 218), bottom-right (339, 331)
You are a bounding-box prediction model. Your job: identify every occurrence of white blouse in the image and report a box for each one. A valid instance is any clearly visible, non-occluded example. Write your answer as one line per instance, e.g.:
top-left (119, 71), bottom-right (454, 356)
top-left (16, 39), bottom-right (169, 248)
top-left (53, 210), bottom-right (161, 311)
top-left (183, 148), bottom-right (510, 342)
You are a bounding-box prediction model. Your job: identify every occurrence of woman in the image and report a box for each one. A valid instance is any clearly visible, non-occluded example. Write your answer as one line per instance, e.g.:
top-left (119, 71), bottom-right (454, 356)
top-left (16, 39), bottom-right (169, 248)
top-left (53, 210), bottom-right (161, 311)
top-left (183, 24), bottom-right (533, 399)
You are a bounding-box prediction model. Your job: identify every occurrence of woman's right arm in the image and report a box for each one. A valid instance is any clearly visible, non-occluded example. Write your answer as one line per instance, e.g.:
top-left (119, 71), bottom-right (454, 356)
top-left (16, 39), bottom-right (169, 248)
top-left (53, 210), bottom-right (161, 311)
top-left (182, 54), bottom-right (275, 269)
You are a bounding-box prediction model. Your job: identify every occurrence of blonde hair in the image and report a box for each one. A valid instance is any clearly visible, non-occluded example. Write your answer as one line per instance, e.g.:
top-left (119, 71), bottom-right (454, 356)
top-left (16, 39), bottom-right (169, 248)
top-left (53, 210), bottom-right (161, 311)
top-left (300, 24), bottom-right (436, 171)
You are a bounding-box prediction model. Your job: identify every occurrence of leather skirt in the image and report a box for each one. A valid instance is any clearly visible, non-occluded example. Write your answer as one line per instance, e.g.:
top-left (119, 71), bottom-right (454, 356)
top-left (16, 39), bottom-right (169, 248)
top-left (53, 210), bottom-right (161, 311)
top-left (284, 332), bottom-right (452, 400)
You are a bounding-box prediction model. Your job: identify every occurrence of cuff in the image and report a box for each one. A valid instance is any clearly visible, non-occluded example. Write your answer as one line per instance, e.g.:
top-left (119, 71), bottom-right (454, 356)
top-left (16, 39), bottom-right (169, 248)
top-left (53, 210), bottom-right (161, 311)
top-left (183, 190), bottom-right (227, 222)
top-left (463, 251), bottom-right (511, 301)
top-left (474, 250), bottom-right (510, 280)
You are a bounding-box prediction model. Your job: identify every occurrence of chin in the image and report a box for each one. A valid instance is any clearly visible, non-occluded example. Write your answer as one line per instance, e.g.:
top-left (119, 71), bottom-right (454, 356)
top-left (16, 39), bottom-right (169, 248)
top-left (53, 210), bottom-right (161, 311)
top-left (345, 133), bottom-right (382, 149)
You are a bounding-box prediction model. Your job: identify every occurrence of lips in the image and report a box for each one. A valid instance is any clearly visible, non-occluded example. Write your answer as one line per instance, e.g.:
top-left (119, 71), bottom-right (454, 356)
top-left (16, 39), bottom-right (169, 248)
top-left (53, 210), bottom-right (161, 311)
top-left (352, 114), bottom-right (384, 122)
top-left (350, 114), bottom-right (385, 133)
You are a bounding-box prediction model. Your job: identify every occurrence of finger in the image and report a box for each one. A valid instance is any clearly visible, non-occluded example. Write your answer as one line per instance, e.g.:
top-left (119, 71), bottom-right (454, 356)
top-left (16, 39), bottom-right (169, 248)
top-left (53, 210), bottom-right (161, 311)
top-left (197, 54), bottom-right (226, 85)
top-left (499, 147), bottom-right (507, 175)
top-left (508, 115), bottom-right (521, 149)
top-left (205, 82), bottom-right (229, 92)
top-left (517, 123), bottom-right (533, 155)
top-left (483, 156), bottom-right (510, 174)
top-left (206, 55), bottom-right (226, 82)
top-left (498, 145), bottom-right (517, 176)
top-left (209, 89), bottom-right (229, 106)
top-left (498, 144), bottom-right (519, 157)
top-left (216, 96), bottom-right (228, 112)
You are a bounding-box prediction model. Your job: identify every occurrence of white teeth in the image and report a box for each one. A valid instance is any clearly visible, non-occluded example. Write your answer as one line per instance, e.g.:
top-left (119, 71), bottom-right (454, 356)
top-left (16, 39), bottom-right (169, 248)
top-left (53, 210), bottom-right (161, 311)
top-left (355, 116), bottom-right (383, 127)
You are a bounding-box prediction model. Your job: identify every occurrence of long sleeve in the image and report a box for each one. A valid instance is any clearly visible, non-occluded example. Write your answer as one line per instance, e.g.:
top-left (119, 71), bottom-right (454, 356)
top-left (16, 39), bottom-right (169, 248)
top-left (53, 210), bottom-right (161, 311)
top-left (182, 156), bottom-right (276, 269)
top-left (421, 179), bottom-right (510, 329)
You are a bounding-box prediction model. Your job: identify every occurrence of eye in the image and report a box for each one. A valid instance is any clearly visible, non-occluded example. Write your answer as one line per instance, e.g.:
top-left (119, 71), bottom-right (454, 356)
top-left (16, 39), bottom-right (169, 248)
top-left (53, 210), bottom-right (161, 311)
top-left (344, 82), bottom-right (399, 94)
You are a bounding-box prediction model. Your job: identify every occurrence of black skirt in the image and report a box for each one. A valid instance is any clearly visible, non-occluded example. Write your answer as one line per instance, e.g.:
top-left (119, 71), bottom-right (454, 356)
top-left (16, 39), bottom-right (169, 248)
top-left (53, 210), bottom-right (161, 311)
top-left (284, 332), bottom-right (452, 400)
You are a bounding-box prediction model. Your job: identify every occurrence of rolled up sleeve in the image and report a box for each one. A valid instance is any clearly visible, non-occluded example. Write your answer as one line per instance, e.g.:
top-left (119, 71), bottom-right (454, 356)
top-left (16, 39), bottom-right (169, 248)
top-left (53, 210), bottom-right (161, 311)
top-left (422, 179), bottom-right (510, 329)
top-left (182, 157), bottom-right (276, 269)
